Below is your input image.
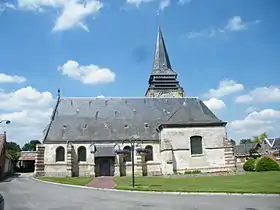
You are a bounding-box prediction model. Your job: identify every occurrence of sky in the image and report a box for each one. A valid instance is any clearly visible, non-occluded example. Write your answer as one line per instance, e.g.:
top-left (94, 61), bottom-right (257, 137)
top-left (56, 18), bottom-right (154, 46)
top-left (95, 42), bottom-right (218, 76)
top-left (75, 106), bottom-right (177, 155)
top-left (0, 0), bottom-right (279, 146)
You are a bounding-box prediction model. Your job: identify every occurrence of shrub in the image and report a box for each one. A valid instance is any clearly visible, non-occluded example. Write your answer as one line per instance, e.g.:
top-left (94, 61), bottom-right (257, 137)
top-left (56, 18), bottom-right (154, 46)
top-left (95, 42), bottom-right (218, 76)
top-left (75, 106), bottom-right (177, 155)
top-left (184, 170), bottom-right (201, 175)
top-left (243, 158), bottom-right (256, 171)
top-left (255, 157), bottom-right (280, 172)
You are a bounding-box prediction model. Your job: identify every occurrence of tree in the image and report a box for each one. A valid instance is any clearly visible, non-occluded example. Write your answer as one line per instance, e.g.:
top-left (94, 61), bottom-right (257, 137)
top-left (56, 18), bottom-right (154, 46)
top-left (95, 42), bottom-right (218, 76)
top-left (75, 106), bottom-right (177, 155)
top-left (6, 141), bottom-right (21, 160)
top-left (22, 140), bottom-right (41, 151)
top-left (230, 139), bottom-right (236, 146)
top-left (240, 139), bottom-right (252, 144)
top-left (252, 132), bottom-right (268, 144)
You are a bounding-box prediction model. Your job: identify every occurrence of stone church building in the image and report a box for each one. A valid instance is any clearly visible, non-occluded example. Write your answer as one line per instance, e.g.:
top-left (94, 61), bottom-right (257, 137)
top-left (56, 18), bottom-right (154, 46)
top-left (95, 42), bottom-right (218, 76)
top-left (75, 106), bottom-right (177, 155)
top-left (34, 27), bottom-right (236, 177)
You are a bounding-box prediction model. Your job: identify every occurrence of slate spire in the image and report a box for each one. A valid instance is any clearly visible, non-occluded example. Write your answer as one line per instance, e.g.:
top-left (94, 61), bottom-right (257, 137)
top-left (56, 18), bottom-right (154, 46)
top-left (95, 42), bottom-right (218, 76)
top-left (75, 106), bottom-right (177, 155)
top-left (145, 26), bottom-right (185, 97)
top-left (151, 26), bottom-right (176, 75)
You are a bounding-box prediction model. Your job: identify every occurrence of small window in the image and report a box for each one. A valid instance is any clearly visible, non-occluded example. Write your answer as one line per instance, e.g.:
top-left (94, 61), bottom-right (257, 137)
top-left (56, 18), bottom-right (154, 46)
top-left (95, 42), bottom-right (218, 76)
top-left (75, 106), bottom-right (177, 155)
top-left (190, 136), bottom-right (203, 155)
top-left (123, 146), bottom-right (131, 162)
top-left (145, 145), bottom-right (153, 161)
top-left (56, 146), bottom-right (65, 162)
top-left (78, 146), bottom-right (86, 162)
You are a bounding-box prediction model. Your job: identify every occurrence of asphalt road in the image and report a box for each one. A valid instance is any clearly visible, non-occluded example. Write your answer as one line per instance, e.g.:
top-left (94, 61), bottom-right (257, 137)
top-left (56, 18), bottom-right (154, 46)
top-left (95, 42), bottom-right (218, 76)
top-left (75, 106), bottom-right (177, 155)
top-left (0, 174), bottom-right (279, 210)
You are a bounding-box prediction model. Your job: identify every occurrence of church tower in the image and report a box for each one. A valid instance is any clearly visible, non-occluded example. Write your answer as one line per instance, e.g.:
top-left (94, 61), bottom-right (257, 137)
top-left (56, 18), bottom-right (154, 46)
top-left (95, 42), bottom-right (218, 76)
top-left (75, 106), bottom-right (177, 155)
top-left (145, 26), bottom-right (185, 98)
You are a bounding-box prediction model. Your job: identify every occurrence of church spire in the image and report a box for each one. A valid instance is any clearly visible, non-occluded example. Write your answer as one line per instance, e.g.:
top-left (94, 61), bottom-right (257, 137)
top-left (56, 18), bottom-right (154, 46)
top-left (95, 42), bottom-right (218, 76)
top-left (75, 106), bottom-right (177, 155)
top-left (145, 26), bottom-right (185, 98)
top-left (151, 26), bottom-right (176, 75)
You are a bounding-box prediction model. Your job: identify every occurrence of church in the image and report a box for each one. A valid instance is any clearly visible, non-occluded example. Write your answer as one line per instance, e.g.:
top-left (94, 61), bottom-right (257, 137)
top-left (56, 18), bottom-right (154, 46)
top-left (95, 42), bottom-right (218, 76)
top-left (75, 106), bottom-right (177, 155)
top-left (34, 27), bottom-right (236, 177)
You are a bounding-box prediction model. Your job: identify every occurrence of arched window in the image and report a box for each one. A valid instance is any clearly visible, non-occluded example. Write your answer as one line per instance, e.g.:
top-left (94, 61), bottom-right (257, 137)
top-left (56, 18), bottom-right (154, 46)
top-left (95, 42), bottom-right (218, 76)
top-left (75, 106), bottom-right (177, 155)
top-left (145, 145), bottom-right (153, 161)
top-left (123, 146), bottom-right (131, 162)
top-left (78, 146), bottom-right (87, 162)
top-left (190, 136), bottom-right (203, 155)
top-left (56, 146), bottom-right (65, 162)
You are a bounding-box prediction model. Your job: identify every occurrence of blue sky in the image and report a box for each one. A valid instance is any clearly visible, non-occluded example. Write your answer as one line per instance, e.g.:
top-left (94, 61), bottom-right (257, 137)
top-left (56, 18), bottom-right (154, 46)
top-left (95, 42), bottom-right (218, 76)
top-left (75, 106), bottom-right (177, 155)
top-left (0, 0), bottom-right (279, 145)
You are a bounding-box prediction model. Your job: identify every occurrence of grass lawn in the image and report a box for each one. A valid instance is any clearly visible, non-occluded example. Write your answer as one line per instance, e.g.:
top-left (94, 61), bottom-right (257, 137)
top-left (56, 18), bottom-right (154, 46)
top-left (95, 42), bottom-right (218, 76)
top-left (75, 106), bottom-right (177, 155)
top-left (114, 171), bottom-right (280, 194)
top-left (37, 177), bottom-right (93, 186)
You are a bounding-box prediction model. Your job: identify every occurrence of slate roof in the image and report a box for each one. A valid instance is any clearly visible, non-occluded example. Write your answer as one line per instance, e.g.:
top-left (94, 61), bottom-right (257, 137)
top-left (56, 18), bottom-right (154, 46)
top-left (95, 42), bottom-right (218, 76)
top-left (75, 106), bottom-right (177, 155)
top-left (146, 27), bottom-right (183, 94)
top-left (151, 26), bottom-right (176, 76)
top-left (234, 143), bottom-right (259, 156)
top-left (43, 97), bottom-right (226, 143)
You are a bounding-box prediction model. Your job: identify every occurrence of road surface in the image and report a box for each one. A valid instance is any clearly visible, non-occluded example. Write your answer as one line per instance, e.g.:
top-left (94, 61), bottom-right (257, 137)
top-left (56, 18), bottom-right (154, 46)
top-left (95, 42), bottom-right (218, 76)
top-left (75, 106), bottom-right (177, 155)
top-left (0, 174), bottom-right (279, 210)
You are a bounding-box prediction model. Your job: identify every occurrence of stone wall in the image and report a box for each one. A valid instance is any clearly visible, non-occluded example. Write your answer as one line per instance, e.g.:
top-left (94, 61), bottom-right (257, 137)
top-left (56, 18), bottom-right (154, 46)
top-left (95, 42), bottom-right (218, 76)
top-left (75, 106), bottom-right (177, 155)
top-left (44, 143), bottom-right (95, 177)
top-left (159, 126), bottom-right (233, 174)
top-left (114, 142), bottom-right (161, 176)
top-left (34, 144), bottom-right (45, 177)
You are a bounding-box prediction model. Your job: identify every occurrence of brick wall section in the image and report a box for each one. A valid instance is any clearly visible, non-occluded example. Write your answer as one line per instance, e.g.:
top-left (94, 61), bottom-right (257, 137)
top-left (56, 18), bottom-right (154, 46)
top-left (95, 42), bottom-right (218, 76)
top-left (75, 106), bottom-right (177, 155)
top-left (0, 133), bottom-right (6, 180)
top-left (66, 144), bottom-right (73, 177)
top-left (223, 138), bottom-right (236, 169)
top-left (34, 144), bottom-right (45, 177)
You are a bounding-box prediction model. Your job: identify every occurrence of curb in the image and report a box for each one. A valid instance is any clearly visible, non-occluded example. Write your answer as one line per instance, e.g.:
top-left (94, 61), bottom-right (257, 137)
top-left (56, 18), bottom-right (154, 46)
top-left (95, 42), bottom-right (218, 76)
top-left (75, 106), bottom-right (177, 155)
top-left (32, 178), bottom-right (280, 197)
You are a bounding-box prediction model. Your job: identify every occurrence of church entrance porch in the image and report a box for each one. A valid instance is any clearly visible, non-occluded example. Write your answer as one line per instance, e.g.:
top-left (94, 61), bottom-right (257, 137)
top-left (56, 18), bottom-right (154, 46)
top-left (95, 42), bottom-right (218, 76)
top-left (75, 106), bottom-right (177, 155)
top-left (95, 157), bottom-right (115, 177)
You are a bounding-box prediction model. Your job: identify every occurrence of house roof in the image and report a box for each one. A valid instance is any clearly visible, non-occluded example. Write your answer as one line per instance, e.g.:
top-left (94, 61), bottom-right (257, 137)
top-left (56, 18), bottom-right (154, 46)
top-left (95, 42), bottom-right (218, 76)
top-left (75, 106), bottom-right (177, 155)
top-left (264, 138), bottom-right (280, 149)
top-left (234, 143), bottom-right (259, 156)
top-left (19, 151), bottom-right (36, 161)
top-left (43, 97), bottom-right (226, 142)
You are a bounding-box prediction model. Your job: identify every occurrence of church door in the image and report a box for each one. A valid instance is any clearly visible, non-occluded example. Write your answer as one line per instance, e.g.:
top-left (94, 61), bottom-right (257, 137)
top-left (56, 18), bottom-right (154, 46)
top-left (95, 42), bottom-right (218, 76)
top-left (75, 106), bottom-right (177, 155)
top-left (95, 157), bottom-right (114, 177)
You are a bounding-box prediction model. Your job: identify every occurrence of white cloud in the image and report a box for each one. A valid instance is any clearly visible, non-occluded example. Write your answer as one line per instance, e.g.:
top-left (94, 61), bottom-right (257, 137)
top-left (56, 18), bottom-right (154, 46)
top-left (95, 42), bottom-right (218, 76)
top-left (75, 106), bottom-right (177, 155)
top-left (96, 95), bottom-right (105, 98)
top-left (203, 98), bottom-right (226, 110)
top-left (126, 0), bottom-right (170, 11)
top-left (204, 79), bottom-right (244, 99)
top-left (17, 0), bottom-right (68, 10)
top-left (178, 0), bottom-right (192, 5)
top-left (0, 87), bottom-right (55, 146)
top-left (0, 73), bottom-right (26, 84)
top-left (186, 15), bottom-right (260, 39)
top-left (229, 109), bottom-right (280, 138)
top-left (236, 86), bottom-right (280, 103)
top-left (1, 2), bottom-right (16, 10)
top-left (16, 0), bottom-right (103, 32)
top-left (226, 16), bottom-right (246, 31)
top-left (158, 0), bottom-right (170, 11)
top-left (126, 0), bottom-right (154, 7)
top-left (53, 0), bottom-right (103, 32)
top-left (58, 60), bottom-right (116, 85)
top-left (245, 106), bottom-right (257, 114)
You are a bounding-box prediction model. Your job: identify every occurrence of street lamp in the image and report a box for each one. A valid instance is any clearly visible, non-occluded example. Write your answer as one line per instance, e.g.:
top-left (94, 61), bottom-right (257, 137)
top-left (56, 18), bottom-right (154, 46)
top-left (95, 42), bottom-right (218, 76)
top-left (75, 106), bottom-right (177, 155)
top-left (125, 135), bottom-right (140, 188)
top-left (0, 120), bottom-right (11, 125)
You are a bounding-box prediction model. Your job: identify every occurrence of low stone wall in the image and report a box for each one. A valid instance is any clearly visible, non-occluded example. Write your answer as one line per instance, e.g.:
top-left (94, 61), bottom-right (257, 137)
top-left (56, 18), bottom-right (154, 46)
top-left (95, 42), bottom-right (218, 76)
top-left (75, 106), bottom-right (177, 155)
top-left (78, 163), bottom-right (95, 177)
top-left (44, 163), bottom-right (70, 177)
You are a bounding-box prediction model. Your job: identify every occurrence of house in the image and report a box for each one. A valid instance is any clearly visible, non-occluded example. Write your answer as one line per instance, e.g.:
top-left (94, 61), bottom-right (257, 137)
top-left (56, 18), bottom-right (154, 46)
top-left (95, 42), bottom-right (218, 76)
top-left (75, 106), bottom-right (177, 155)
top-left (0, 132), bottom-right (14, 180)
top-left (34, 27), bottom-right (236, 177)
top-left (234, 138), bottom-right (280, 167)
top-left (18, 151), bottom-right (36, 172)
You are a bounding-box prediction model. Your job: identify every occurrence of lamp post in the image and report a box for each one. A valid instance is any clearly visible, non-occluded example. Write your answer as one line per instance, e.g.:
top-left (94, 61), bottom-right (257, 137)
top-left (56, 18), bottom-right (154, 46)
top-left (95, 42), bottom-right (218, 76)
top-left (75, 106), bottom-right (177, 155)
top-left (127, 135), bottom-right (140, 188)
top-left (0, 120), bottom-right (11, 135)
top-left (0, 120), bottom-right (11, 125)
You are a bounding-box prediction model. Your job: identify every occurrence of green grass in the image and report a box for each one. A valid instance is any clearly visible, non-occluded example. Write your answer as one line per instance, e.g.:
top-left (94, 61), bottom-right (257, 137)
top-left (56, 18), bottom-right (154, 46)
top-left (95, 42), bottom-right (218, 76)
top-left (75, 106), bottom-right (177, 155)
top-left (37, 177), bottom-right (93, 186)
top-left (114, 172), bottom-right (280, 194)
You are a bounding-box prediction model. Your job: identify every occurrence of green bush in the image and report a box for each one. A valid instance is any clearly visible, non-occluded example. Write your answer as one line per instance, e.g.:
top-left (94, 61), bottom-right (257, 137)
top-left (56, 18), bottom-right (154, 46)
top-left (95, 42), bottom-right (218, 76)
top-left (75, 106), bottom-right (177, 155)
top-left (255, 157), bottom-right (280, 172)
top-left (243, 158), bottom-right (256, 171)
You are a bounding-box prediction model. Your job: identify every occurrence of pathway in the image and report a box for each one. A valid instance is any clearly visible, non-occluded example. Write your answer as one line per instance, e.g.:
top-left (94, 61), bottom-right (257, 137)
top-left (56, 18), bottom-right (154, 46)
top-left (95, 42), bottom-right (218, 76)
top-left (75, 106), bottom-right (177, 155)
top-left (87, 176), bottom-right (116, 189)
top-left (0, 173), bottom-right (280, 210)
